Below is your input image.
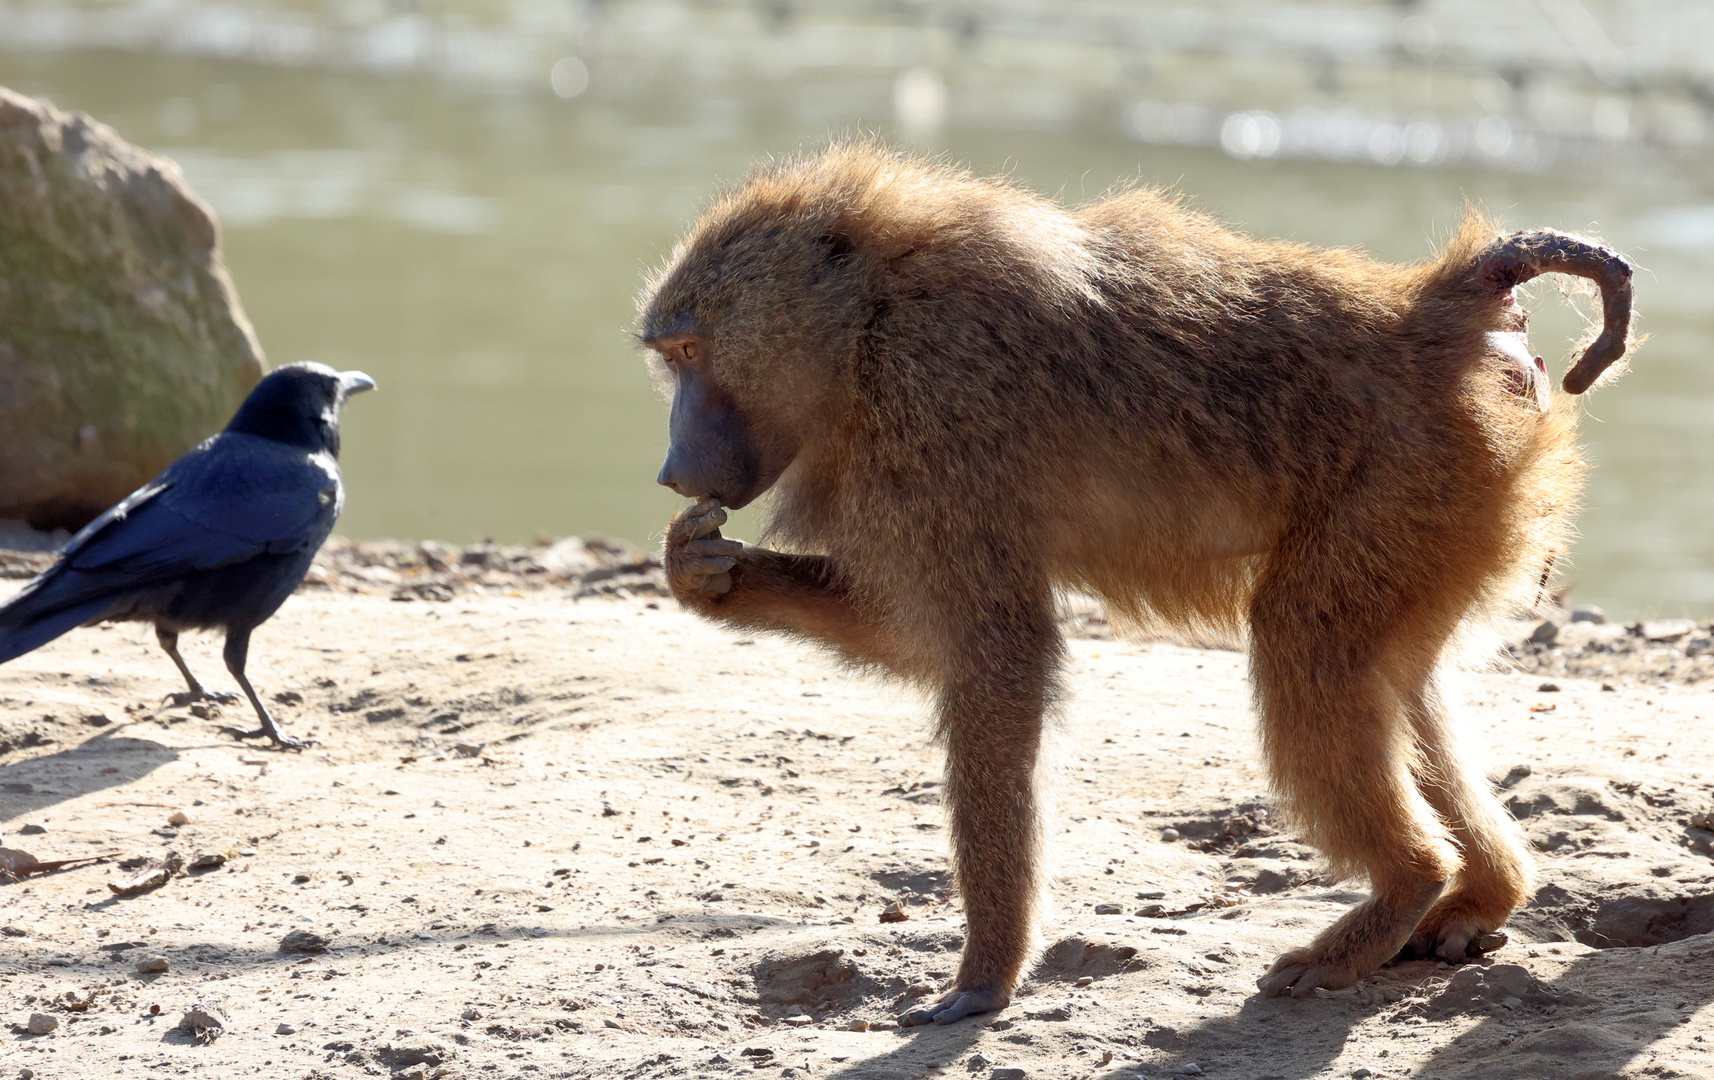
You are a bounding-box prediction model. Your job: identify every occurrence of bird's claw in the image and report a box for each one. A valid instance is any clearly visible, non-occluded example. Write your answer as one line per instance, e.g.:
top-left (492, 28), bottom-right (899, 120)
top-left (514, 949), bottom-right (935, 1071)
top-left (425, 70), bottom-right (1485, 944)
top-left (165, 690), bottom-right (239, 707)
top-left (218, 725), bottom-right (314, 751)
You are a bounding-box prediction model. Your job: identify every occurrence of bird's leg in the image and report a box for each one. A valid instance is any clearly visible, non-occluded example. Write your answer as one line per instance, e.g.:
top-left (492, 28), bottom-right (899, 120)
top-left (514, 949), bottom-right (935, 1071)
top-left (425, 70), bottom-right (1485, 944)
top-left (156, 626), bottom-right (238, 706)
top-left (214, 629), bottom-right (313, 751)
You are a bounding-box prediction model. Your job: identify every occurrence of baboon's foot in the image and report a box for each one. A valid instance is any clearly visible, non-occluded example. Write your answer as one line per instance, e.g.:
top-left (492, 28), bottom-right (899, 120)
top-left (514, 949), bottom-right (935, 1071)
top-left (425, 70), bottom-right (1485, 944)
top-left (218, 725), bottom-right (314, 751)
top-left (165, 689), bottom-right (238, 707)
top-left (1400, 893), bottom-right (1513, 963)
top-left (898, 985), bottom-right (1010, 1026)
top-left (1258, 882), bottom-right (1445, 999)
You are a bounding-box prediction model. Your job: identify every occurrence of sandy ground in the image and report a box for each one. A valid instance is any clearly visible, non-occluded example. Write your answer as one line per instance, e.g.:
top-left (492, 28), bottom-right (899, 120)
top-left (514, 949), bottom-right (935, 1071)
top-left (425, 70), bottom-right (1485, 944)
top-left (2, 570), bottom-right (1714, 1080)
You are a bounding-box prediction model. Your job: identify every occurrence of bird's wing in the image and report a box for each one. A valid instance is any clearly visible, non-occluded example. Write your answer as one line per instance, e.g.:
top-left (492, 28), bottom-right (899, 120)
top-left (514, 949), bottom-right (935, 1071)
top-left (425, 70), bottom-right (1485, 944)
top-left (2, 434), bottom-right (339, 621)
top-left (66, 433), bottom-right (341, 576)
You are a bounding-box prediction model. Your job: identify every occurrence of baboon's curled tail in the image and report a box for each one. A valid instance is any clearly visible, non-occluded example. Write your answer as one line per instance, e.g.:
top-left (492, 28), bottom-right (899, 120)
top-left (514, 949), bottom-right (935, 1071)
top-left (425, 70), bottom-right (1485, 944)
top-left (1430, 221), bottom-right (1635, 394)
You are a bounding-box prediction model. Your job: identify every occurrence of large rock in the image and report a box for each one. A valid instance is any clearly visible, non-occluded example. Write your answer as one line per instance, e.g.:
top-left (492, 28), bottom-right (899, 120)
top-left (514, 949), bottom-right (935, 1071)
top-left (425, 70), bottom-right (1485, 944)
top-left (0, 87), bottom-right (263, 530)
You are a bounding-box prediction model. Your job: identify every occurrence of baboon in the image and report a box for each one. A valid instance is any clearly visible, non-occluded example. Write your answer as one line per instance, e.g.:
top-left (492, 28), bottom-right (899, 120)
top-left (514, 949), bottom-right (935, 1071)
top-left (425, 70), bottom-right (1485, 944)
top-left (639, 144), bottom-right (1634, 1022)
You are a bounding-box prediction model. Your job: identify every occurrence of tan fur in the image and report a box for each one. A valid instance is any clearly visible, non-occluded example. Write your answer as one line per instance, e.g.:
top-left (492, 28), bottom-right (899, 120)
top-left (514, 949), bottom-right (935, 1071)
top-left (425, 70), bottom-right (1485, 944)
top-left (641, 142), bottom-right (1619, 1013)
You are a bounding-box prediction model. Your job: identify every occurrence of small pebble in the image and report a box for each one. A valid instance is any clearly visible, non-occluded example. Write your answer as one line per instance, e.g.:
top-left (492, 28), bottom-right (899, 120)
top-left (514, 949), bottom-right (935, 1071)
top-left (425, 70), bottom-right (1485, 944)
top-left (461, 1007), bottom-right (481, 1021)
top-left (782, 1015), bottom-right (812, 1026)
top-left (276, 1023), bottom-right (296, 1035)
top-left (135, 955), bottom-right (170, 974)
top-left (26, 1012), bottom-right (58, 1034)
top-left (1536, 682), bottom-right (1560, 693)
top-left (179, 998), bottom-right (228, 1033)
top-left (18, 824), bottom-right (44, 836)
top-left (1136, 888), bottom-right (1166, 900)
top-left (1076, 976), bottom-right (1094, 987)
top-left (1352, 1070), bottom-right (1373, 1079)
top-left (842, 1019), bottom-right (868, 1031)
top-left (904, 982), bottom-right (934, 998)
top-left (167, 810), bottom-right (190, 826)
top-left (279, 929), bottom-right (329, 953)
top-left (188, 850), bottom-right (229, 871)
top-left (1181, 1065), bottom-right (1203, 1077)
top-left (1160, 828), bottom-right (1180, 842)
top-left (1094, 903), bottom-right (1123, 915)
top-left (991, 1069), bottom-right (1027, 1080)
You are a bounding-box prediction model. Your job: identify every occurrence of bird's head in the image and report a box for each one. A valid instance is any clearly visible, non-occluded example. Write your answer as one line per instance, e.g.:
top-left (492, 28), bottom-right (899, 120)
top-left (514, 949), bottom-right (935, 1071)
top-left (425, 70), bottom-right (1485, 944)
top-left (225, 362), bottom-right (376, 456)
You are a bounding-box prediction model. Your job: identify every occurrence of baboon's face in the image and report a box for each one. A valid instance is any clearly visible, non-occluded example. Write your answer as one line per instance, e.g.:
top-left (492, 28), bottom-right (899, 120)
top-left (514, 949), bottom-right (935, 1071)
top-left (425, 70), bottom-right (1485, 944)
top-left (649, 326), bottom-right (796, 510)
top-left (643, 205), bottom-right (866, 509)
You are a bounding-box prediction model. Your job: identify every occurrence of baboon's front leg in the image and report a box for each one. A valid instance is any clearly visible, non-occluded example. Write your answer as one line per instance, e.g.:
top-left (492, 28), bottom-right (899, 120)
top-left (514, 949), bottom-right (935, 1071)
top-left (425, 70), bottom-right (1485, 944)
top-left (664, 498), bottom-right (913, 672)
top-left (901, 617), bottom-right (1058, 1026)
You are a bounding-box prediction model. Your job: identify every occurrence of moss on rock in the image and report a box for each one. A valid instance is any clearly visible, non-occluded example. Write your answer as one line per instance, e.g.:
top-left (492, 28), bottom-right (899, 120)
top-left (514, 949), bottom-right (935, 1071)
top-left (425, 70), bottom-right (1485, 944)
top-left (0, 87), bottom-right (263, 529)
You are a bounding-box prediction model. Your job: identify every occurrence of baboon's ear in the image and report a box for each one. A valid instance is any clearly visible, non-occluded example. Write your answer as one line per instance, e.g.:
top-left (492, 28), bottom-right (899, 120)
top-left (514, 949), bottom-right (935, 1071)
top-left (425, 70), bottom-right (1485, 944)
top-left (819, 232), bottom-right (856, 262)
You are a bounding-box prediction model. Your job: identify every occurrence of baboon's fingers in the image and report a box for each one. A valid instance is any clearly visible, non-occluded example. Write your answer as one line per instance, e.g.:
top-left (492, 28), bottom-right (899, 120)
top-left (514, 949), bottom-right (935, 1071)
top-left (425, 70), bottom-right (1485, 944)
top-left (684, 537), bottom-right (744, 558)
top-left (681, 556), bottom-right (738, 577)
top-left (1474, 228), bottom-right (1633, 394)
top-left (666, 498), bottom-right (727, 546)
top-left (690, 503), bottom-right (728, 540)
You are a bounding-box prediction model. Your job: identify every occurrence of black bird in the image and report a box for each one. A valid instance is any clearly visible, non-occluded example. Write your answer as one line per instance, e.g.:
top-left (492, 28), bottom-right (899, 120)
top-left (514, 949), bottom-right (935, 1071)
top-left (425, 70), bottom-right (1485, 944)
top-left (0, 362), bottom-right (374, 749)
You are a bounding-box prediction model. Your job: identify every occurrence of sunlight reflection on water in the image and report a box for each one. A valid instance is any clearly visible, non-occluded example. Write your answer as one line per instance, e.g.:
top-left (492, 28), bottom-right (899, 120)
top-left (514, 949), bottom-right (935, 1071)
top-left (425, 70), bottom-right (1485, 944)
top-left (2, 0), bottom-right (1712, 617)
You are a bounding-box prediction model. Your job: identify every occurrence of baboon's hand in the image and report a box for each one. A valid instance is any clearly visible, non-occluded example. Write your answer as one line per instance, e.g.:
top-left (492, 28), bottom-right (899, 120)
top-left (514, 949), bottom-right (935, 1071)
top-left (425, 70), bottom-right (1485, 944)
top-left (665, 497), bottom-right (742, 599)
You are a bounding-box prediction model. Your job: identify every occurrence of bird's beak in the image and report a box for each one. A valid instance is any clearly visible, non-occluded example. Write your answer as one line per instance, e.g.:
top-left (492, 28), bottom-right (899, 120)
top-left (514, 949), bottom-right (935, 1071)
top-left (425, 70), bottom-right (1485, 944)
top-left (339, 371), bottom-right (377, 397)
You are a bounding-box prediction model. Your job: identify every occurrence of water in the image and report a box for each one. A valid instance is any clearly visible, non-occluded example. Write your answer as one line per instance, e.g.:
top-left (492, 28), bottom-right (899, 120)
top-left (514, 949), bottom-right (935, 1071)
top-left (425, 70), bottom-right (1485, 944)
top-left (2, 36), bottom-right (1711, 620)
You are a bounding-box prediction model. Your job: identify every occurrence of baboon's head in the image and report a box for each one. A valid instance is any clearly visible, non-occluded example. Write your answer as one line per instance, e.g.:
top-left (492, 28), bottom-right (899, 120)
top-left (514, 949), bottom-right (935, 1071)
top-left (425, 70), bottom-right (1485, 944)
top-left (638, 148), bottom-right (916, 509)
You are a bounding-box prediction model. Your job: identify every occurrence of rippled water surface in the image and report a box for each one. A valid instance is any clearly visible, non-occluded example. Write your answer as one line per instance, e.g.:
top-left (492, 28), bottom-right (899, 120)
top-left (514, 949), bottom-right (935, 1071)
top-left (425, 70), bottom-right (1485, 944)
top-left (2, 42), bottom-right (1711, 618)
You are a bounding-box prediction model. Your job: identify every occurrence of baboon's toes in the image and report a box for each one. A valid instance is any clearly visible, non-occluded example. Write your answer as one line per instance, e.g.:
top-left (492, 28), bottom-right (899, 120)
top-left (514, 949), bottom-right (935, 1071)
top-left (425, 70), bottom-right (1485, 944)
top-left (1403, 904), bottom-right (1511, 964)
top-left (898, 985), bottom-right (1010, 1026)
top-left (1257, 953), bottom-right (1362, 998)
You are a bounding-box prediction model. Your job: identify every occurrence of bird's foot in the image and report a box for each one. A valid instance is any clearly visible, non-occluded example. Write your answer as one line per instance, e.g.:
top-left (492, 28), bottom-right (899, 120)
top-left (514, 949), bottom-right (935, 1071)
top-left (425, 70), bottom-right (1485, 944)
top-left (217, 725), bottom-right (314, 751)
top-left (165, 689), bottom-right (239, 708)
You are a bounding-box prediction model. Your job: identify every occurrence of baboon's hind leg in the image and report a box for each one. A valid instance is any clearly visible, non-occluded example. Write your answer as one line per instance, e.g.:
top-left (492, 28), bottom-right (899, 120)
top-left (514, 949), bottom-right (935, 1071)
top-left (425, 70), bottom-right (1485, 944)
top-left (1399, 677), bottom-right (1532, 962)
top-left (1250, 555), bottom-right (1461, 998)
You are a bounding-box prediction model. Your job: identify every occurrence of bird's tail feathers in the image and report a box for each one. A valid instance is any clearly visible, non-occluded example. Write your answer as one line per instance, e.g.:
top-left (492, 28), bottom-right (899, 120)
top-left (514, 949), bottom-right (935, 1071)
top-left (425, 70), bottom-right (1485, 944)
top-left (0, 590), bottom-right (112, 665)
